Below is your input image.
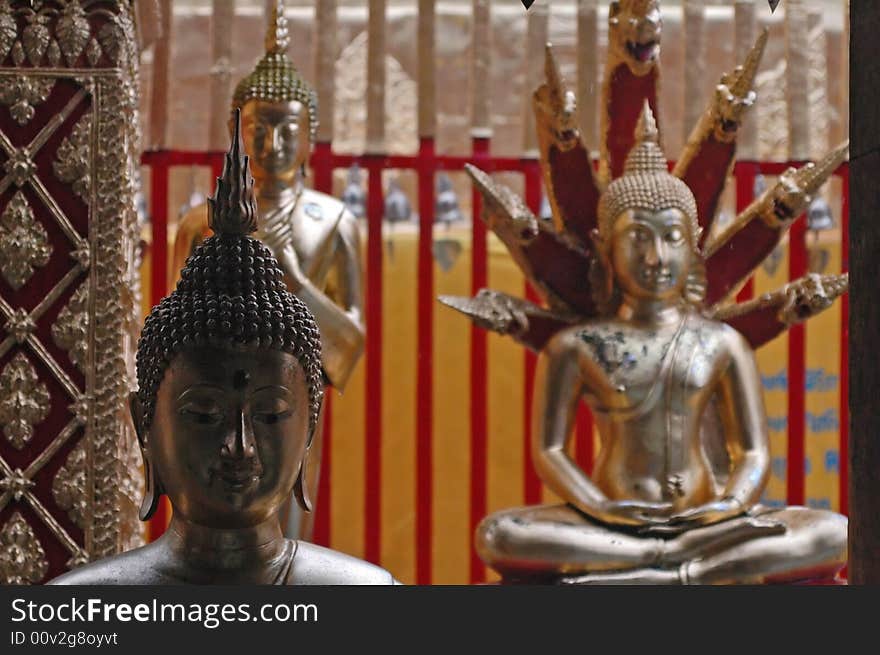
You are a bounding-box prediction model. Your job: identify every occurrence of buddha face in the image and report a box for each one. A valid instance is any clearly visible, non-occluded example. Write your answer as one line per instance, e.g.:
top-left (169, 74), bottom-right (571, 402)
top-left (609, 0), bottom-right (662, 76)
top-left (610, 207), bottom-right (691, 302)
top-left (238, 99), bottom-right (310, 185)
top-left (140, 346), bottom-right (311, 529)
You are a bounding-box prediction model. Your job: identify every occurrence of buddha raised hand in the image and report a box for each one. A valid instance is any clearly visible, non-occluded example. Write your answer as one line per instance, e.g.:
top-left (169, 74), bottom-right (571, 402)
top-left (50, 112), bottom-right (396, 585)
top-left (467, 105), bottom-right (847, 584)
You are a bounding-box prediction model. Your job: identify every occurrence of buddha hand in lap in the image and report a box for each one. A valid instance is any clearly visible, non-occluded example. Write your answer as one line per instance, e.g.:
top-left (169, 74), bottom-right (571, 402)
top-left (475, 106), bottom-right (847, 585)
top-left (50, 113), bottom-right (396, 586)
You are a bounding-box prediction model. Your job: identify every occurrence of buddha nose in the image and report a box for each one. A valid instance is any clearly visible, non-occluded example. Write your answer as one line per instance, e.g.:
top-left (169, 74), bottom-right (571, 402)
top-left (270, 126), bottom-right (283, 153)
top-left (222, 410), bottom-right (257, 461)
top-left (644, 235), bottom-right (661, 267)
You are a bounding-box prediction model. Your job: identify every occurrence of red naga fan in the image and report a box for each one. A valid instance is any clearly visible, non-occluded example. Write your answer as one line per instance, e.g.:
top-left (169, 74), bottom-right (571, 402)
top-left (441, 0), bottom-right (847, 354)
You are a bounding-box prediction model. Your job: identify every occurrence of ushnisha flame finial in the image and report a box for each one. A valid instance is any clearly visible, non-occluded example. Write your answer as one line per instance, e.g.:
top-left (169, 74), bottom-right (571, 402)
top-left (208, 108), bottom-right (258, 237)
top-left (622, 100), bottom-right (665, 176)
top-left (265, 0), bottom-right (290, 54)
top-left (598, 100), bottom-right (698, 244)
top-left (636, 99), bottom-right (659, 143)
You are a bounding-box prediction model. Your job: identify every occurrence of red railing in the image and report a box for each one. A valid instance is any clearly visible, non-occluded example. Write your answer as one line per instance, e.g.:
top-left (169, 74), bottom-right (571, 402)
top-left (140, 145), bottom-right (850, 582)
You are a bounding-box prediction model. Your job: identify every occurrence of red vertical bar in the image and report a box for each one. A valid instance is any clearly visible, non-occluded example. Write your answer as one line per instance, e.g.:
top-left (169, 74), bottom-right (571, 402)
top-left (365, 157), bottom-right (384, 565)
top-left (416, 138), bottom-right (435, 584)
top-left (310, 142), bottom-right (334, 546)
top-left (522, 162), bottom-right (544, 504)
top-left (839, 166), bottom-right (849, 516)
top-left (147, 154), bottom-right (170, 542)
top-left (311, 142), bottom-right (333, 193)
top-left (735, 164), bottom-right (758, 302)
top-left (787, 217), bottom-right (808, 506)
top-left (469, 136), bottom-right (490, 584)
top-left (575, 405), bottom-right (594, 475)
top-left (576, 158), bottom-right (600, 476)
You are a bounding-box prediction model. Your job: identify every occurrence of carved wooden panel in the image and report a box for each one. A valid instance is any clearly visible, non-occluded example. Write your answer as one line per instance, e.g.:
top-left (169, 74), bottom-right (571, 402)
top-left (0, 0), bottom-right (142, 584)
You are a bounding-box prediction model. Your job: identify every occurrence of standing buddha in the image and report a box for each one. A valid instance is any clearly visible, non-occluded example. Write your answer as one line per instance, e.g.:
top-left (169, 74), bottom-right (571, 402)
top-left (173, 1), bottom-right (364, 537)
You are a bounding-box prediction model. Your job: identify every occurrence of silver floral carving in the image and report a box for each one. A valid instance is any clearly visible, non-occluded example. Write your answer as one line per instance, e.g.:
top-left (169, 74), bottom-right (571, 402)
top-left (70, 244), bottom-right (90, 269)
top-left (0, 512), bottom-right (48, 585)
top-left (4, 149), bottom-right (37, 187)
top-left (52, 440), bottom-right (87, 529)
top-left (11, 39), bottom-right (24, 66)
top-left (56, 1), bottom-right (90, 66)
top-left (52, 282), bottom-right (89, 374)
top-left (53, 115), bottom-right (91, 202)
top-left (0, 1), bottom-right (143, 576)
top-left (0, 352), bottom-right (51, 450)
top-left (68, 393), bottom-right (91, 427)
top-left (46, 37), bottom-right (60, 66)
top-left (0, 468), bottom-right (34, 501)
top-left (118, 433), bottom-right (144, 551)
top-left (0, 1), bottom-right (15, 62)
top-left (85, 37), bottom-right (100, 66)
top-left (91, 74), bottom-right (142, 557)
top-left (0, 191), bottom-right (52, 290)
top-left (22, 14), bottom-right (50, 66)
top-left (0, 1), bottom-right (133, 71)
top-left (4, 307), bottom-right (35, 343)
top-left (0, 75), bottom-right (55, 126)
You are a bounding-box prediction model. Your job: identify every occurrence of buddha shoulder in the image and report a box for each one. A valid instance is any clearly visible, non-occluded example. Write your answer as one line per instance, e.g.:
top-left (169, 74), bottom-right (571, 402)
top-left (47, 544), bottom-right (172, 585)
top-left (289, 541), bottom-right (398, 585)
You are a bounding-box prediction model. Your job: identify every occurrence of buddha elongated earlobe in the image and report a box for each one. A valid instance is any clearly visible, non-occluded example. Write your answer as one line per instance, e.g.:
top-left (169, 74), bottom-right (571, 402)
top-left (139, 456), bottom-right (165, 521)
top-left (130, 392), bottom-right (165, 522)
top-left (292, 451), bottom-right (312, 513)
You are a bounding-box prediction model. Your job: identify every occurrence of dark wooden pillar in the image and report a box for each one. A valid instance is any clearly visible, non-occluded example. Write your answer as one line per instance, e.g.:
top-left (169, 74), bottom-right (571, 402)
top-left (849, 0), bottom-right (880, 584)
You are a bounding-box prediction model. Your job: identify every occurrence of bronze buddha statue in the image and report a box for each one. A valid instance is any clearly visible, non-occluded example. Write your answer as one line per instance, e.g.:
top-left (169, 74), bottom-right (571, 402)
top-left (50, 113), bottom-right (395, 585)
top-left (173, 1), bottom-right (364, 538)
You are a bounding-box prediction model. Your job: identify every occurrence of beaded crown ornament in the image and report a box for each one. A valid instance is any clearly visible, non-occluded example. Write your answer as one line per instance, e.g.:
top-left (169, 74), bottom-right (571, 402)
top-left (597, 101), bottom-right (699, 244)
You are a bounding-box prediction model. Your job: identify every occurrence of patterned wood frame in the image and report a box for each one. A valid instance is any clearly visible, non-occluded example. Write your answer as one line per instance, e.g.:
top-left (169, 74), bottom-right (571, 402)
top-left (0, 0), bottom-right (142, 584)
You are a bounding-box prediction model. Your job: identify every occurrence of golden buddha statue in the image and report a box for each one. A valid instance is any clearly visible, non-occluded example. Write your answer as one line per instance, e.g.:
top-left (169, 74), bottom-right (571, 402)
top-left (173, 1), bottom-right (364, 538)
top-left (442, 3), bottom-right (848, 584)
top-left (50, 113), bottom-right (395, 585)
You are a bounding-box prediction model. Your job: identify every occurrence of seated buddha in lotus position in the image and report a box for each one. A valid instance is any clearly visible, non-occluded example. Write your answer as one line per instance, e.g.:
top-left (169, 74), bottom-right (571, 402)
top-left (475, 106), bottom-right (847, 585)
top-left (50, 114), bottom-right (396, 585)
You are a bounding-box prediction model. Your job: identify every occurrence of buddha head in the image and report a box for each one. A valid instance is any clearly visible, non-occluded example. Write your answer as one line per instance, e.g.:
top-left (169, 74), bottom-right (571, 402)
top-left (609, 0), bottom-right (662, 77)
top-left (592, 102), bottom-right (702, 315)
top-left (231, 0), bottom-right (317, 188)
top-left (131, 110), bottom-right (324, 529)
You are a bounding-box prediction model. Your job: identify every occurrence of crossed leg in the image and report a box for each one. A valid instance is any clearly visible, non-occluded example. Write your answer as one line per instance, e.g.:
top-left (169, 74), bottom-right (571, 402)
top-left (477, 504), bottom-right (846, 584)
